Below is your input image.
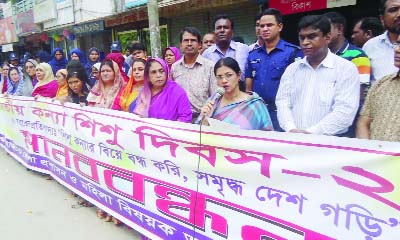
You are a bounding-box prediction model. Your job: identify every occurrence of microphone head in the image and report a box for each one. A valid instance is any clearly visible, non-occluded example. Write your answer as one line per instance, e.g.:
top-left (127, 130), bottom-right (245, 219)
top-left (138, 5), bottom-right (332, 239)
top-left (216, 87), bottom-right (225, 96)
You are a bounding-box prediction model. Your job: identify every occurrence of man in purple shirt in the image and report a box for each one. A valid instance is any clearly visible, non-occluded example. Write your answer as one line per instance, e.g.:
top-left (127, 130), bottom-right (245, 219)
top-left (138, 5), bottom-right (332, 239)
top-left (203, 14), bottom-right (250, 89)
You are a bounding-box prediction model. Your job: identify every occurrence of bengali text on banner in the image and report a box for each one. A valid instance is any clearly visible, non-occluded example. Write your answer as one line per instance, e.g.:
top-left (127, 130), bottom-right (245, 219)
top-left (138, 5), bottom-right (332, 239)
top-left (0, 95), bottom-right (399, 240)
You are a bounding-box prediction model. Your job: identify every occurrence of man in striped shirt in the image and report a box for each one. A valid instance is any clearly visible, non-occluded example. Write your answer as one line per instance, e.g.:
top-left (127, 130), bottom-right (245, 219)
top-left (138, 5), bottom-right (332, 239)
top-left (276, 15), bottom-right (360, 136)
top-left (324, 11), bottom-right (372, 137)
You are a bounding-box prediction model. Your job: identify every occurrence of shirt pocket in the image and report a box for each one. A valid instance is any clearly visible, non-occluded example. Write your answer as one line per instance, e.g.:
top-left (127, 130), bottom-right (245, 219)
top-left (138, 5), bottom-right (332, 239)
top-left (318, 79), bottom-right (336, 106)
top-left (271, 62), bottom-right (286, 81)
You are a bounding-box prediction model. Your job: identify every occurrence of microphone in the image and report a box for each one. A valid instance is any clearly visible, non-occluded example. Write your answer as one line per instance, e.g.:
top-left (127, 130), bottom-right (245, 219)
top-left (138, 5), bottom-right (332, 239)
top-left (195, 87), bottom-right (225, 124)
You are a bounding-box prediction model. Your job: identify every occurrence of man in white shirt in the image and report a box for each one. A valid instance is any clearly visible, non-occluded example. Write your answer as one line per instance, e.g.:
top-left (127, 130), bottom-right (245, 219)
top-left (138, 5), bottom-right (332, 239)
top-left (362, 0), bottom-right (400, 81)
top-left (276, 15), bottom-right (360, 136)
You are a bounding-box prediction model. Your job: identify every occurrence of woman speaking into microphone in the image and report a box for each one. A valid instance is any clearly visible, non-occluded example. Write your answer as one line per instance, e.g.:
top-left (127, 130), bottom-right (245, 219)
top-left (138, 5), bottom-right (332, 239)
top-left (199, 57), bottom-right (273, 131)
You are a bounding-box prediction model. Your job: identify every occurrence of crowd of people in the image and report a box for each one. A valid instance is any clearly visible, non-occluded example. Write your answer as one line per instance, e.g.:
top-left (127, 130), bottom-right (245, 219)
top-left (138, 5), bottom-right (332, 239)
top-left (0, 1), bottom-right (398, 141)
top-left (0, 0), bottom-right (399, 236)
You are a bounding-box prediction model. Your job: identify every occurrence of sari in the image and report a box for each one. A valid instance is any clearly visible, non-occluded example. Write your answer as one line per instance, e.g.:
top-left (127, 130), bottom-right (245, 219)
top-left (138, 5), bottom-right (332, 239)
top-left (7, 67), bottom-right (24, 96)
top-left (86, 60), bottom-right (126, 109)
top-left (32, 63), bottom-right (58, 98)
top-left (211, 92), bottom-right (273, 131)
top-left (129, 58), bottom-right (192, 122)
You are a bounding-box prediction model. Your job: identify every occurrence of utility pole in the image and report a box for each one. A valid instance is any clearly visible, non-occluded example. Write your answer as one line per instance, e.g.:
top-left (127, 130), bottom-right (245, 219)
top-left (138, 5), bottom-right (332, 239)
top-left (147, 0), bottom-right (161, 57)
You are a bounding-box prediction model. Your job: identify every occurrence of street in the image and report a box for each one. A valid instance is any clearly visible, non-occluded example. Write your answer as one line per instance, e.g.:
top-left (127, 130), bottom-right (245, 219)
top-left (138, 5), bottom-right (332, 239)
top-left (0, 148), bottom-right (141, 240)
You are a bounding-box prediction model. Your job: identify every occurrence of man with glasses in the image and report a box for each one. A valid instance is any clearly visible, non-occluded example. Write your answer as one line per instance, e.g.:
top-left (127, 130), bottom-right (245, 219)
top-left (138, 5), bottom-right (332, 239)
top-left (171, 27), bottom-right (217, 121)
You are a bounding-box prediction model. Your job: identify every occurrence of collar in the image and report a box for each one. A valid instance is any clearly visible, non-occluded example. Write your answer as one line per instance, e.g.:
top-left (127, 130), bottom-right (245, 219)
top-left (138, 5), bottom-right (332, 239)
top-left (301, 50), bottom-right (335, 69)
top-left (178, 54), bottom-right (205, 67)
top-left (210, 40), bottom-right (237, 54)
top-left (336, 39), bottom-right (350, 55)
top-left (378, 31), bottom-right (394, 46)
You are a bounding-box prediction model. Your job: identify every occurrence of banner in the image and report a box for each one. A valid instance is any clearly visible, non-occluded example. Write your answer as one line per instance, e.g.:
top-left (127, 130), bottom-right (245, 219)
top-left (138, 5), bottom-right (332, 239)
top-left (269, 0), bottom-right (357, 15)
top-left (0, 95), bottom-right (399, 240)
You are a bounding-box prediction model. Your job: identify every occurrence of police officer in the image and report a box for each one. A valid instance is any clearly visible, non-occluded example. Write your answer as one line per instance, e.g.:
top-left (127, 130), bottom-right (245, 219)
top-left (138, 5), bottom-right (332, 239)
top-left (246, 8), bottom-right (301, 131)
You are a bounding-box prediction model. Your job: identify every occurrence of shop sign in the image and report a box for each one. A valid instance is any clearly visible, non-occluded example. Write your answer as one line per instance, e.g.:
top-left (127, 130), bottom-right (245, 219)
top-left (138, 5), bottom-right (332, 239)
top-left (125, 0), bottom-right (148, 8)
top-left (1, 43), bottom-right (13, 52)
top-left (0, 17), bottom-right (18, 45)
top-left (269, 0), bottom-right (357, 15)
top-left (15, 10), bottom-right (41, 36)
top-left (73, 21), bottom-right (104, 35)
top-left (33, 0), bottom-right (56, 23)
top-left (105, 9), bottom-right (148, 27)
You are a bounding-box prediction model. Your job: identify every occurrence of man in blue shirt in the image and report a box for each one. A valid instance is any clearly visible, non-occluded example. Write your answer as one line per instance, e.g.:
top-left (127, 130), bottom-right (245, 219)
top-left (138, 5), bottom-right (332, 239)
top-left (246, 8), bottom-right (301, 131)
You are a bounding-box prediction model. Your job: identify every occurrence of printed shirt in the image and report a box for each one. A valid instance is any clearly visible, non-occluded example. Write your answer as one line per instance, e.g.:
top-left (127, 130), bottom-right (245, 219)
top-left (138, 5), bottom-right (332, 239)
top-left (171, 54), bottom-right (217, 114)
top-left (276, 50), bottom-right (360, 135)
top-left (245, 39), bottom-right (301, 108)
top-left (363, 31), bottom-right (398, 81)
top-left (202, 41), bottom-right (250, 81)
top-left (337, 39), bottom-right (371, 84)
top-left (360, 73), bottom-right (400, 142)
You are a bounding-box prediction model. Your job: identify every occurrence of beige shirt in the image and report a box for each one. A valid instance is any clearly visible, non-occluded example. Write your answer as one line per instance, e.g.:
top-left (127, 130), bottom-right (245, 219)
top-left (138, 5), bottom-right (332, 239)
top-left (360, 73), bottom-right (400, 141)
top-left (171, 54), bottom-right (217, 114)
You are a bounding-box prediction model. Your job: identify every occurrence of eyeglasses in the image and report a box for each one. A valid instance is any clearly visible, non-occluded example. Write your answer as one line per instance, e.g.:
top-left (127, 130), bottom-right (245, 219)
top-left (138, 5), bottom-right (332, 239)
top-left (216, 73), bottom-right (236, 81)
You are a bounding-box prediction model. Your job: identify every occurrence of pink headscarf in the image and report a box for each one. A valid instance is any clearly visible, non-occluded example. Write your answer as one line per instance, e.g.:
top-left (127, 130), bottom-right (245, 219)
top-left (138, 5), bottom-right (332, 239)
top-left (105, 53), bottom-right (129, 83)
top-left (86, 60), bottom-right (126, 109)
top-left (165, 47), bottom-right (181, 65)
top-left (133, 58), bottom-right (170, 118)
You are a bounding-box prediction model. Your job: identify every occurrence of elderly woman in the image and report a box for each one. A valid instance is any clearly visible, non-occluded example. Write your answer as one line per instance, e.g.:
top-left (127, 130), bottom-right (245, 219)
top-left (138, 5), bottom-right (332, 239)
top-left (86, 59), bottom-right (126, 108)
top-left (129, 58), bottom-right (192, 122)
top-left (7, 67), bottom-right (24, 96)
top-left (32, 63), bottom-right (58, 98)
top-left (55, 69), bottom-right (69, 99)
top-left (200, 57), bottom-right (273, 130)
top-left (112, 58), bottom-right (146, 111)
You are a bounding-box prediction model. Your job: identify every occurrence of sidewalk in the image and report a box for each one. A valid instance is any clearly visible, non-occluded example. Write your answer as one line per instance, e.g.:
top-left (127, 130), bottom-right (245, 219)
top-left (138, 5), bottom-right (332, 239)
top-left (0, 149), bottom-right (141, 240)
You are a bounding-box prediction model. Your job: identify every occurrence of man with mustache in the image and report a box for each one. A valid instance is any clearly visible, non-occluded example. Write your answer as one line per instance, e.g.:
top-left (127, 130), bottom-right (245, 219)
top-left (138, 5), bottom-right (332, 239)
top-left (363, 0), bottom-right (400, 81)
top-left (203, 14), bottom-right (249, 88)
top-left (171, 27), bottom-right (217, 121)
top-left (276, 15), bottom-right (360, 136)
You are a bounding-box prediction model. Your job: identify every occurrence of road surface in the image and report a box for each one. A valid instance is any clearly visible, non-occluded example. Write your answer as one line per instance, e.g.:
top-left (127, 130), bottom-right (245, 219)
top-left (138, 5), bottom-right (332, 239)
top-left (0, 148), bottom-right (142, 240)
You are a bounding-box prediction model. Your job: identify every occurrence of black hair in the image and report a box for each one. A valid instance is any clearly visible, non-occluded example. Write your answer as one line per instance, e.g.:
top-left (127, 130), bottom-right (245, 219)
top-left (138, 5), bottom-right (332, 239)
top-left (214, 57), bottom-right (241, 75)
top-left (358, 17), bottom-right (385, 37)
top-left (261, 8), bottom-right (283, 24)
top-left (254, 12), bottom-right (262, 25)
top-left (380, 0), bottom-right (388, 15)
top-left (179, 26), bottom-right (202, 42)
top-left (8, 66), bottom-right (21, 80)
top-left (298, 15), bottom-right (331, 36)
top-left (131, 42), bottom-right (147, 52)
top-left (66, 60), bottom-right (90, 97)
top-left (100, 60), bottom-right (115, 76)
top-left (323, 11), bottom-right (347, 32)
top-left (213, 14), bottom-right (234, 30)
top-left (132, 58), bottom-right (147, 66)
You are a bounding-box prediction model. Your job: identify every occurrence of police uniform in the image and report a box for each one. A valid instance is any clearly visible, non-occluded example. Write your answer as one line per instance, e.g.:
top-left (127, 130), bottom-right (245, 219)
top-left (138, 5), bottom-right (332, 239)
top-left (245, 39), bottom-right (301, 131)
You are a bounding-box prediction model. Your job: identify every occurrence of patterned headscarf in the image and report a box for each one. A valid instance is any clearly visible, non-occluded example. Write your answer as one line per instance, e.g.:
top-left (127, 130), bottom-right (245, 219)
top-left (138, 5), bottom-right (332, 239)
top-left (86, 60), bottom-right (126, 109)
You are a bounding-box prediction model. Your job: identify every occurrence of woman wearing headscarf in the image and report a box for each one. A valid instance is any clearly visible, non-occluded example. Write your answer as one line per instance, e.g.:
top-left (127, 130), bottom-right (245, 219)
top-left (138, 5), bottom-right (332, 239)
top-left (0, 62), bottom-right (9, 93)
top-left (70, 48), bottom-right (87, 65)
top-left (84, 47), bottom-right (100, 82)
top-left (86, 59), bottom-right (126, 108)
top-left (48, 48), bottom-right (68, 75)
top-left (129, 58), bottom-right (192, 122)
top-left (32, 63), bottom-right (58, 98)
top-left (164, 46), bottom-right (181, 73)
top-left (112, 58), bottom-right (146, 111)
top-left (7, 66), bottom-right (24, 96)
top-left (24, 59), bottom-right (39, 87)
top-left (104, 53), bottom-right (129, 83)
top-left (55, 69), bottom-right (69, 99)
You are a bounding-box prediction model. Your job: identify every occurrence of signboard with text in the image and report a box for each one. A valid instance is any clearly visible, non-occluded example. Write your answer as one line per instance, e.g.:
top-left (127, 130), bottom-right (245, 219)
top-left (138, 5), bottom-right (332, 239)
top-left (270, 0), bottom-right (357, 15)
top-left (0, 95), bottom-right (399, 240)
